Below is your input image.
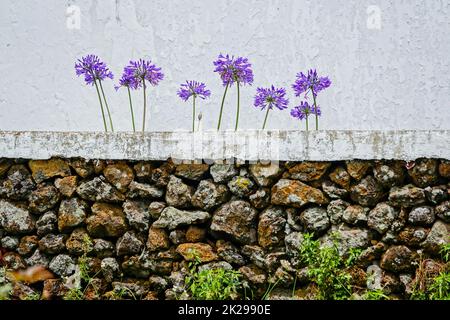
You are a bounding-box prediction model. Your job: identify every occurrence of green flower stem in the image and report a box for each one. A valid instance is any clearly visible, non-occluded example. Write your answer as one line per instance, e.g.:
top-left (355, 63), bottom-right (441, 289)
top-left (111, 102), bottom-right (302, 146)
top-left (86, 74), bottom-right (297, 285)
top-left (217, 82), bottom-right (229, 130)
top-left (262, 107), bottom-right (270, 130)
top-left (311, 87), bottom-right (318, 130)
top-left (98, 80), bottom-right (114, 132)
top-left (93, 80), bottom-right (108, 132)
top-left (235, 81), bottom-right (240, 131)
top-left (192, 95), bottom-right (196, 132)
top-left (142, 80), bottom-right (147, 132)
top-left (305, 116), bottom-right (309, 131)
top-left (127, 86), bottom-right (136, 132)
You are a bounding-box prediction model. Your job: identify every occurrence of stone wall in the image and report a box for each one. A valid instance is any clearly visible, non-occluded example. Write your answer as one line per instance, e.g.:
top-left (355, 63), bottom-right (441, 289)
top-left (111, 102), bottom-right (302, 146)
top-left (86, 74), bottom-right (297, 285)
top-left (0, 157), bottom-right (449, 299)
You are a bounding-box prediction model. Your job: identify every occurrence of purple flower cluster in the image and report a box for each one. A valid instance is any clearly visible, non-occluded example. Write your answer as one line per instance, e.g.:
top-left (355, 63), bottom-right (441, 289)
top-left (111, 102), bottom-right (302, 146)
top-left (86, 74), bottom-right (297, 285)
top-left (177, 80), bottom-right (211, 101)
top-left (75, 54), bottom-right (113, 85)
top-left (122, 59), bottom-right (164, 88)
top-left (292, 69), bottom-right (331, 98)
top-left (290, 101), bottom-right (321, 120)
top-left (213, 54), bottom-right (254, 86)
top-left (254, 85), bottom-right (289, 110)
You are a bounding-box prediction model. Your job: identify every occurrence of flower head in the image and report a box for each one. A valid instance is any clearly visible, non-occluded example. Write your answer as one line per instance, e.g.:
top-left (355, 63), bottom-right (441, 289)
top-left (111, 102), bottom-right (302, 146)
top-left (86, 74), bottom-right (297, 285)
top-left (292, 69), bottom-right (331, 98)
top-left (124, 59), bottom-right (164, 88)
top-left (213, 54), bottom-right (254, 86)
top-left (177, 80), bottom-right (211, 101)
top-left (254, 85), bottom-right (289, 111)
top-left (115, 70), bottom-right (139, 91)
top-left (290, 101), bottom-right (321, 120)
top-left (75, 54), bottom-right (113, 85)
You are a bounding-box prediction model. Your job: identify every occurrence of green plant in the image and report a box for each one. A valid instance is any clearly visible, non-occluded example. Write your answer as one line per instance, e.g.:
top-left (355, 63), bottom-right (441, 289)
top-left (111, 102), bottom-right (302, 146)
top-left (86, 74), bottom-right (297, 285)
top-left (440, 241), bottom-right (450, 262)
top-left (261, 279), bottom-right (280, 300)
top-left (185, 254), bottom-right (242, 300)
top-left (345, 248), bottom-right (363, 267)
top-left (298, 233), bottom-right (353, 300)
top-left (428, 271), bottom-right (450, 300)
top-left (363, 289), bottom-right (390, 300)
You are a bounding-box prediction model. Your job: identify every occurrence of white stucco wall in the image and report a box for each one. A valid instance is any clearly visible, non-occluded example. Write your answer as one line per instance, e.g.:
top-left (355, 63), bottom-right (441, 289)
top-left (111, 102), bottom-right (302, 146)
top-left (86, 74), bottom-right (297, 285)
top-left (0, 0), bottom-right (449, 132)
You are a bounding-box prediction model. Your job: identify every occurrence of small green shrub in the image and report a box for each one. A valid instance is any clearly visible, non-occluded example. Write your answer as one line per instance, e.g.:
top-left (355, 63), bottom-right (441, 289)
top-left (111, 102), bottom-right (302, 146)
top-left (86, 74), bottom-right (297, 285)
top-left (298, 233), bottom-right (354, 300)
top-left (185, 256), bottom-right (242, 300)
top-left (363, 289), bottom-right (390, 300)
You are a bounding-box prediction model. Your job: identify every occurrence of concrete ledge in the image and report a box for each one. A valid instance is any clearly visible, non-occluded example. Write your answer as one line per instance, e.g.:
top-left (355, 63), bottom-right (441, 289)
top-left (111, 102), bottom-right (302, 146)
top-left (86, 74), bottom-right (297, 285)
top-left (0, 130), bottom-right (448, 161)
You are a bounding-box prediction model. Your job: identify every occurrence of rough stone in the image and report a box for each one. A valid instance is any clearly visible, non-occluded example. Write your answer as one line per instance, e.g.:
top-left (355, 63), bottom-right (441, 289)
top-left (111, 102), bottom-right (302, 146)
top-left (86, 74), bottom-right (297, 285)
top-left (271, 179), bottom-right (329, 208)
top-left (407, 159), bottom-right (438, 187)
top-left (436, 200), bottom-right (450, 222)
top-left (185, 225), bottom-right (206, 242)
top-left (388, 184), bottom-right (426, 207)
top-left (24, 249), bottom-right (50, 267)
top-left (169, 229), bottom-right (186, 245)
top-left (54, 176), bottom-right (78, 197)
top-left (342, 205), bottom-right (369, 226)
top-left (424, 185), bottom-right (448, 204)
top-left (49, 254), bottom-right (76, 277)
top-left (300, 207), bottom-right (330, 234)
top-left (101, 257), bottom-right (120, 283)
top-left (58, 198), bottom-right (87, 232)
top-left (0, 158), bottom-right (12, 177)
top-left (249, 188), bottom-right (271, 209)
top-left (122, 200), bottom-right (150, 232)
top-left (116, 231), bottom-right (144, 256)
top-left (228, 176), bottom-right (255, 198)
top-left (92, 239), bottom-right (115, 258)
top-left (258, 206), bottom-right (286, 249)
top-left (0, 165), bottom-right (35, 200)
top-left (288, 161), bottom-right (331, 181)
top-left (216, 240), bottom-right (246, 266)
top-left (438, 160), bottom-right (450, 178)
top-left (147, 226), bottom-right (170, 252)
top-left (76, 176), bottom-right (125, 202)
top-left (38, 234), bottom-right (66, 255)
top-left (323, 225), bottom-right (371, 256)
top-left (29, 158), bottom-right (71, 183)
top-left (1, 236), bottom-right (19, 250)
top-left (368, 203), bottom-right (399, 234)
top-left (398, 227), bottom-right (429, 247)
top-left (153, 206), bottom-right (210, 230)
top-left (239, 264), bottom-right (267, 285)
top-left (42, 279), bottom-right (69, 300)
top-left (103, 163), bottom-right (135, 192)
top-left (133, 161), bottom-right (154, 182)
top-left (380, 245), bottom-right (416, 273)
top-left (346, 160), bottom-right (372, 180)
top-left (422, 220), bottom-right (450, 255)
top-left (241, 245), bottom-right (266, 268)
top-left (174, 163), bottom-right (209, 181)
top-left (329, 167), bottom-right (351, 190)
top-left (327, 199), bottom-right (350, 225)
top-left (148, 201), bottom-right (166, 220)
top-left (3, 252), bottom-right (26, 270)
top-left (66, 228), bottom-right (91, 255)
top-left (408, 206), bottom-right (435, 226)
top-left (210, 164), bottom-right (238, 183)
top-left (127, 181), bottom-right (164, 199)
top-left (151, 160), bottom-right (176, 187)
top-left (211, 200), bottom-right (258, 245)
top-left (87, 203), bottom-right (128, 238)
top-left (176, 243), bottom-right (217, 262)
top-left (0, 200), bottom-right (35, 234)
top-left (17, 235), bottom-right (39, 256)
top-left (350, 176), bottom-right (384, 206)
top-left (373, 162), bottom-right (405, 188)
top-left (249, 162), bottom-right (284, 187)
top-left (191, 179), bottom-right (229, 210)
top-left (29, 185), bottom-right (60, 214)
top-left (36, 211), bottom-right (57, 236)
top-left (69, 158), bottom-right (95, 178)
top-left (322, 180), bottom-right (348, 199)
top-left (165, 175), bottom-right (194, 208)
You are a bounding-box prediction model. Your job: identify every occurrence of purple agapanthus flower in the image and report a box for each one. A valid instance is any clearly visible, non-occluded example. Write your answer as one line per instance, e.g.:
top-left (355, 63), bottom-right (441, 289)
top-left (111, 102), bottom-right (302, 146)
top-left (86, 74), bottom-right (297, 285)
top-left (124, 59), bottom-right (164, 87)
top-left (177, 80), bottom-right (211, 101)
top-left (292, 69), bottom-right (331, 98)
top-left (213, 54), bottom-right (254, 86)
top-left (75, 54), bottom-right (113, 85)
top-left (290, 101), bottom-right (321, 120)
top-left (254, 85), bottom-right (289, 110)
top-left (115, 71), bottom-right (139, 91)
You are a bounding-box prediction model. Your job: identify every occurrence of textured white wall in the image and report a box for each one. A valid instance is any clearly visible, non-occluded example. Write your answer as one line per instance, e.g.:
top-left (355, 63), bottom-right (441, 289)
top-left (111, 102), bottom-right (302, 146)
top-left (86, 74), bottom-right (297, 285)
top-left (0, 0), bottom-right (449, 132)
